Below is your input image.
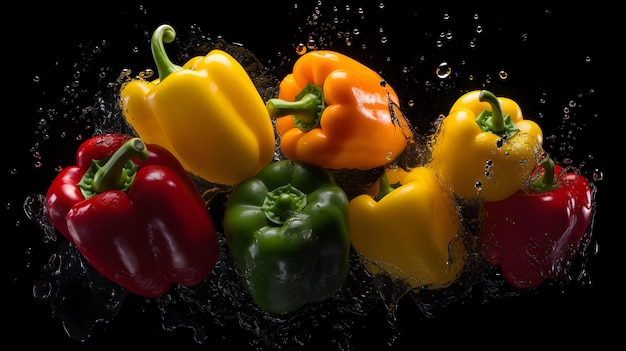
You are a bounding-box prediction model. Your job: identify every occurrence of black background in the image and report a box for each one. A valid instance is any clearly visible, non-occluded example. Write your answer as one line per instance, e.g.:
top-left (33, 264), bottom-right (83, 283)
top-left (5, 2), bottom-right (615, 349)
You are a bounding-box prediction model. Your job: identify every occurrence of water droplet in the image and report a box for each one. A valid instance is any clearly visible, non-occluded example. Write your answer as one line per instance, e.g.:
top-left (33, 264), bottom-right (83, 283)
top-left (495, 138), bottom-right (504, 149)
top-left (436, 62), bottom-right (451, 79)
top-left (592, 169), bottom-right (603, 181)
top-left (32, 280), bottom-right (52, 300)
top-left (295, 44), bottom-right (307, 55)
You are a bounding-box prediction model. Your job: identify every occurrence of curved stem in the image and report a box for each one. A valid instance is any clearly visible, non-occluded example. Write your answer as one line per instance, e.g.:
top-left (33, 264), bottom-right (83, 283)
top-left (92, 138), bottom-right (149, 193)
top-left (529, 156), bottom-right (558, 192)
top-left (478, 90), bottom-right (505, 133)
top-left (151, 24), bottom-right (182, 81)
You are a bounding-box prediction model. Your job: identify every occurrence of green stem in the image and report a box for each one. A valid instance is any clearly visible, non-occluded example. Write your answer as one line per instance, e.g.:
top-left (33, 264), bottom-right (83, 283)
top-left (266, 93), bottom-right (319, 122)
top-left (478, 90), bottom-right (505, 133)
top-left (262, 184), bottom-right (308, 224)
top-left (529, 156), bottom-right (558, 192)
top-left (265, 84), bottom-right (325, 131)
top-left (92, 138), bottom-right (149, 194)
top-left (374, 173), bottom-right (398, 201)
top-left (151, 24), bottom-right (183, 81)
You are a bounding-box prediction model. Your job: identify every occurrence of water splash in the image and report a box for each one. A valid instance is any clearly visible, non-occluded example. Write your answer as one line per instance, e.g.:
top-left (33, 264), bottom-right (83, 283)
top-left (21, 17), bottom-right (601, 349)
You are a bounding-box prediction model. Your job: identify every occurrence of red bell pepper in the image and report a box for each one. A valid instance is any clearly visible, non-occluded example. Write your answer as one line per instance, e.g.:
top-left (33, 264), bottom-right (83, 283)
top-left (45, 134), bottom-right (219, 297)
top-left (480, 156), bottom-right (594, 289)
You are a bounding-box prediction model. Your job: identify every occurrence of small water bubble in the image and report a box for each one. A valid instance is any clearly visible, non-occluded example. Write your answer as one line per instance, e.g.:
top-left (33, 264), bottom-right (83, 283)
top-left (32, 280), bottom-right (53, 300)
top-left (386, 151), bottom-right (393, 160)
top-left (592, 169), bottom-right (603, 181)
top-left (295, 44), bottom-right (307, 55)
top-left (495, 138), bottom-right (504, 149)
top-left (293, 329), bottom-right (312, 346)
top-left (498, 70), bottom-right (508, 80)
top-left (436, 62), bottom-right (451, 79)
top-left (476, 25), bottom-right (483, 34)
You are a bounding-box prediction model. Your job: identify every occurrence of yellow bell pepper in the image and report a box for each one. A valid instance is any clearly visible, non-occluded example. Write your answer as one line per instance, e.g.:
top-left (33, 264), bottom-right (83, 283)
top-left (430, 90), bottom-right (544, 202)
top-left (119, 24), bottom-right (275, 185)
top-left (349, 166), bottom-right (466, 289)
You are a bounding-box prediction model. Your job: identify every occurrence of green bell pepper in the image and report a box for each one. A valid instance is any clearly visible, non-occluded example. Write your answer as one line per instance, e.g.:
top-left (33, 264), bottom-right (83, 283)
top-left (223, 160), bottom-right (351, 315)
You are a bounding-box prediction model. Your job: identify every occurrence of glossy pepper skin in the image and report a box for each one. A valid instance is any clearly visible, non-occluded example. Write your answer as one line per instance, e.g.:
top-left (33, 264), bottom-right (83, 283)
top-left (120, 24), bottom-right (275, 185)
top-left (45, 134), bottom-right (219, 297)
top-left (223, 160), bottom-right (351, 315)
top-left (480, 156), bottom-right (594, 289)
top-left (430, 90), bottom-right (544, 202)
top-left (349, 166), bottom-right (466, 289)
top-left (266, 50), bottom-right (414, 170)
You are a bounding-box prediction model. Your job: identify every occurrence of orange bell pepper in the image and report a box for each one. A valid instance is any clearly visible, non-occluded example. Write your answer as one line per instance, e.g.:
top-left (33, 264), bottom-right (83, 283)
top-left (266, 50), bottom-right (414, 170)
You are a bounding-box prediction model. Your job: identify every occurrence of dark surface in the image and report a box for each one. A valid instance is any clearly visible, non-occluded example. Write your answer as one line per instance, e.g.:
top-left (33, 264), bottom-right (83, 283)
top-left (5, 2), bottom-right (615, 349)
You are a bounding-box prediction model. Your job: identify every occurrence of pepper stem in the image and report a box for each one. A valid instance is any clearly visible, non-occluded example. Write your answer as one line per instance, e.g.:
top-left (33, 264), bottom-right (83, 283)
top-left (151, 24), bottom-right (183, 82)
top-left (262, 184), bottom-right (307, 224)
top-left (475, 90), bottom-right (520, 139)
top-left (529, 156), bottom-right (559, 192)
top-left (478, 90), bottom-right (505, 133)
top-left (265, 83), bottom-right (325, 131)
top-left (374, 173), bottom-right (401, 201)
top-left (78, 138), bottom-right (149, 198)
